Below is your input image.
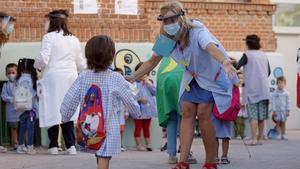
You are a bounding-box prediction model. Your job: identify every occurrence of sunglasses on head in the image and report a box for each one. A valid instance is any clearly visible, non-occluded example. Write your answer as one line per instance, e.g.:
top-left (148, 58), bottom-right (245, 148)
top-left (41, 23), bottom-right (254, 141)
top-left (157, 11), bottom-right (185, 21)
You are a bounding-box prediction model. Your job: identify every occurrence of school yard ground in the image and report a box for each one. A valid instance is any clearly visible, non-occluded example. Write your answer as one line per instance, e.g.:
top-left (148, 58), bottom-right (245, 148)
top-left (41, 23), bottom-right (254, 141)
top-left (1, 130), bottom-right (299, 169)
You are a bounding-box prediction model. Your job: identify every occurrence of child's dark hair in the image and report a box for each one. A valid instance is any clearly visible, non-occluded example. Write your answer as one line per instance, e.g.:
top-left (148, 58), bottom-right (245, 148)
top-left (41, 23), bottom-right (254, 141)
top-left (45, 9), bottom-right (72, 36)
top-left (17, 58), bottom-right (38, 90)
top-left (85, 35), bottom-right (115, 72)
top-left (245, 34), bottom-right (261, 50)
top-left (5, 63), bottom-right (17, 73)
top-left (114, 68), bottom-right (124, 75)
top-left (277, 76), bottom-right (286, 84)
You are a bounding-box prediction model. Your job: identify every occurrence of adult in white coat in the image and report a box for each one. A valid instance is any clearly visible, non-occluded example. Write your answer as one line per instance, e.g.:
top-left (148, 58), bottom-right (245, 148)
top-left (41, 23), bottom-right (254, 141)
top-left (34, 10), bottom-right (86, 155)
top-left (0, 12), bottom-right (16, 153)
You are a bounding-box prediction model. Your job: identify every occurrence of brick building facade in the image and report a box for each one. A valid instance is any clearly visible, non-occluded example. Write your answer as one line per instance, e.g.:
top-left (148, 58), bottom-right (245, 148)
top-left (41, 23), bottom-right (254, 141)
top-left (0, 0), bottom-right (276, 51)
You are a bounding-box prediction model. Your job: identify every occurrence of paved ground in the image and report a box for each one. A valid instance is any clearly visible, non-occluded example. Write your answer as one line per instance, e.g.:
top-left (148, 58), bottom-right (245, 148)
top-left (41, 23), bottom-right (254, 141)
top-left (0, 130), bottom-right (300, 169)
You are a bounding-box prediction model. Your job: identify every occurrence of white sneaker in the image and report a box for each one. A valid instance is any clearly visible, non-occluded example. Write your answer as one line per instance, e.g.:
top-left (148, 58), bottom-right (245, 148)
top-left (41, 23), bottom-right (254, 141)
top-left (66, 146), bottom-right (77, 155)
top-left (27, 145), bottom-right (36, 155)
top-left (17, 145), bottom-right (28, 154)
top-left (276, 134), bottom-right (282, 140)
top-left (168, 155), bottom-right (178, 164)
top-left (281, 135), bottom-right (288, 141)
top-left (48, 147), bottom-right (59, 155)
top-left (0, 146), bottom-right (7, 153)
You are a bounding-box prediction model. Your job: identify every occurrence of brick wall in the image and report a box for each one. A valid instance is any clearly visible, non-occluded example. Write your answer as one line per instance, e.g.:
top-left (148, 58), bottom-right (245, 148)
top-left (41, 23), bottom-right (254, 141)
top-left (0, 0), bottom-right (276, 51)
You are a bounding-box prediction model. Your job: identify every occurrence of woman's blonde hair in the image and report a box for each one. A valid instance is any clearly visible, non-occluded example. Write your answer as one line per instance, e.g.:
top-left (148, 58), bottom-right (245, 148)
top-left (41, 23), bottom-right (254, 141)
top-left (0, 17), bottom-right (9, 46)
top-left (159, 1), bottom-right (195, 49)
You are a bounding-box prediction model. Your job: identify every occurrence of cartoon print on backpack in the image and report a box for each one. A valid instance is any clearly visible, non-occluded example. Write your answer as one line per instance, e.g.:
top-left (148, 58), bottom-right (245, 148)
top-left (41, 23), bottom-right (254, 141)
top-left (77, 84), bottom-right (105, 152)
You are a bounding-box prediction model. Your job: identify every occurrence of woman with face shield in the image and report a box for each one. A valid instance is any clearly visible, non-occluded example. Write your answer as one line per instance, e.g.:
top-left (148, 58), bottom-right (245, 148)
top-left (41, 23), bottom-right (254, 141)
top-left (0, 12), bottom-right (16, 153)
top-left (0, 12), bottom-right (16, 56)
top-left (34, 9), bottom-right (86, 156)
top-left (127, 1), bottom-right (237, 169)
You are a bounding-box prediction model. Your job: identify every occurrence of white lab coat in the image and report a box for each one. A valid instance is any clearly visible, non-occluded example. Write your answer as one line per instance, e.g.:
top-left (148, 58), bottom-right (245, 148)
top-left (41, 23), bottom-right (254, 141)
top-left (34, 31), bottom-right (86, 127)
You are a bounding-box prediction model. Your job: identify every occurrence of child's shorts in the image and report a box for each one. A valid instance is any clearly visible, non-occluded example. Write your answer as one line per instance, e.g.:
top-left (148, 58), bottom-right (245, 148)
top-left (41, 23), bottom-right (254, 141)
top-left (274, 112), bottom-right (287, 122)
top-left (7, 122), bottom-right (18, 129)
top-left (120, 125), bottom-right (125, 132)
top-left (247, 100), bottom-right (269, 120)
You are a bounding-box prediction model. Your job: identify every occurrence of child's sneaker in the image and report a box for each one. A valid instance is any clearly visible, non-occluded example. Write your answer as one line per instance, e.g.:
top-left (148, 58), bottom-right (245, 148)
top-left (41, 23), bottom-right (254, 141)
top-left (236, 136), bottom-right (242, 140)
top-left (17, 145), bottom-right (27, 154)
top-left (281, 135), bottom-right (288, 141)
top-left (13, 144), bottom-right (18, 150)
top-left (0, 146), bottom-right (7, 153)
top-left (160, 142), bottom-right (167, 152)
top-left (48, 147), bottom-right (59, 155)
top-left (136, 144), bottom-right (146, 151)
top-left (121, 146), bottom-right (126, 152)
top-left (66, 146), bottom-right (77, 155)
top-left (27, 145), bottom-right (36, 155)
top-left (276, 134), bottom-right (282, 140)
top-left (168, 155), bottom-right (178, 164)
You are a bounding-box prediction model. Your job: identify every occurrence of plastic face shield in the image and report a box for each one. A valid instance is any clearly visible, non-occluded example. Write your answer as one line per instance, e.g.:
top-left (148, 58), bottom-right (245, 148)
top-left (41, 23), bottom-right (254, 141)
top-left (45, 13), bottom-right (67, 19)
top-left (2, 16), bottom-right (10, 29)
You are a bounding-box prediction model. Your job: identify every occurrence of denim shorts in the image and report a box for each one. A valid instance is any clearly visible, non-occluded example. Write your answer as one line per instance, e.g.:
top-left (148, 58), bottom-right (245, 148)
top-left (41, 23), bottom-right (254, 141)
top-left (180, 79), bottom-right (214, 104)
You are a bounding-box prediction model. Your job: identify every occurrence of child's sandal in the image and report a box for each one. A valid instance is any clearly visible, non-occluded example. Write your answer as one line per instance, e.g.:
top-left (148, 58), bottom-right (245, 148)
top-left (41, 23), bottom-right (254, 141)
top-left (220, 156), bottom-right (230, 165)
top-left (202, 163), bottom-right (217, 169)
top-left (215, 157), bottom-right (220, 164)
top-left (172, 162), bottom-right (190, 169)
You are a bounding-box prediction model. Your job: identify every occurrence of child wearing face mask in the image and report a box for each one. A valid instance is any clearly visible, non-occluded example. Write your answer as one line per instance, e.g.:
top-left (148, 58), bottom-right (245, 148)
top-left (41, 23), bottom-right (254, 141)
top-left (1, 63), bottom-right (21, 150)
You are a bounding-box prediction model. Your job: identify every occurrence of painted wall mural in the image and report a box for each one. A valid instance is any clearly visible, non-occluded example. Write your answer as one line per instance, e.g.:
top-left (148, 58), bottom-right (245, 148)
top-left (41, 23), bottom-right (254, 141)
top-left (113, 44), bottom-right (157, 83)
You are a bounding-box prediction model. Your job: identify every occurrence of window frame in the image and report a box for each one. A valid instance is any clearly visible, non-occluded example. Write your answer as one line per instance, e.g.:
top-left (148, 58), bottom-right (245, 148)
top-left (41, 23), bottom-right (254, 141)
top-left (271, 0), bottom-right (300, 34)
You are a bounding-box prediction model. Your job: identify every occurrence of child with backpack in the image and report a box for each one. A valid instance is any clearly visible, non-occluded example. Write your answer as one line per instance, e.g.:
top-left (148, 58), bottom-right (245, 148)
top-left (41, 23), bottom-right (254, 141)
top-left (60, 35), bottom-right (141, 169)
top-left (132, 62), bottom-right (157, 152)
top-left (113, 68), bottom-right (130, 151)
top-left (212, 58), bottom-right (240, 165)
top-left (1, 63), bottom-right (21, 150)
top-left (15, 58), bottom-right (38, 154)
top-left (270, 76), bottom-right (290, 140)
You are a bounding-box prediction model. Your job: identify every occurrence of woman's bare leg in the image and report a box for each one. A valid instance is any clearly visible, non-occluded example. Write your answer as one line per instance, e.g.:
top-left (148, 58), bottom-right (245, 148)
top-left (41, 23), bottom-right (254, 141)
top-left (197, 103), bottom-right (216, 164)
top-left (178, 101), bottom-right (197, 163)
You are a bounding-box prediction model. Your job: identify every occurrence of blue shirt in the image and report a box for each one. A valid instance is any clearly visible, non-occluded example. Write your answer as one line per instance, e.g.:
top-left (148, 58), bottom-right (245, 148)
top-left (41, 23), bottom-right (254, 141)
top-left (134, 81), bottom-right (157, 119)
top-left (1, 81), bottom-right (22, 122)
top-left (155, 20), bottom-right (238, 113)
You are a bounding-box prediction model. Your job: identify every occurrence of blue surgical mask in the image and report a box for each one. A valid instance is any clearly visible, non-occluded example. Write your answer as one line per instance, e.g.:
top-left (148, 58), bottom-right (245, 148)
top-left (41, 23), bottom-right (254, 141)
top-left (6, 24), bottom-right (14, 34)
top-left (163, 22), bottom-right (181, 36)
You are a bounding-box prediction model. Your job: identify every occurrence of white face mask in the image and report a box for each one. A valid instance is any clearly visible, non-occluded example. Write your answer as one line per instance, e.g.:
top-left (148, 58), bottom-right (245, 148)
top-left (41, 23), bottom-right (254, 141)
top-left (7, 74), bottom-right (16, 82)
top-left (163, 22), bottom-right (181, 36)
top-left (5, 24), bottom-right (14, 34)
top-left (45, 20), bottom-right (50, 33)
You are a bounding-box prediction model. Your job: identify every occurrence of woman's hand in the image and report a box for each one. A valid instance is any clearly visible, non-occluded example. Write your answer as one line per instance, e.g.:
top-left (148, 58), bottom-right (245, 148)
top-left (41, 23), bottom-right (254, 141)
top-left (222, 59), bottom-right (237, 79)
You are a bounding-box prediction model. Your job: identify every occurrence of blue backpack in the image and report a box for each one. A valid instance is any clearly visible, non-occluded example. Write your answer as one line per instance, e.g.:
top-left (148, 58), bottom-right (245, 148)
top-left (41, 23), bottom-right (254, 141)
top-left (267, 127), bottom-right (278, 140)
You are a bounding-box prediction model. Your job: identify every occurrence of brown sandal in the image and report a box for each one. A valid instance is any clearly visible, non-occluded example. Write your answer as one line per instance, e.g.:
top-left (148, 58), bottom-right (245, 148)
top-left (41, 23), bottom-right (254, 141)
top-left (172, 162), bottom-right (190, 169)
top-left (202, 163), bottom-right (217, 169)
